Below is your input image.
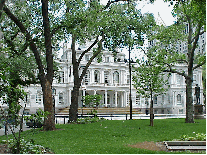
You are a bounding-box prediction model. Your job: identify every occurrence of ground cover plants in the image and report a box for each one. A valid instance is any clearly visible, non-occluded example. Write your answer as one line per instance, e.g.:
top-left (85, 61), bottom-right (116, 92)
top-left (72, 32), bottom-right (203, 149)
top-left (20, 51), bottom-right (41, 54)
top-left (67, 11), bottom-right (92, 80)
top-left (0, 118), bottom-right (206, 154)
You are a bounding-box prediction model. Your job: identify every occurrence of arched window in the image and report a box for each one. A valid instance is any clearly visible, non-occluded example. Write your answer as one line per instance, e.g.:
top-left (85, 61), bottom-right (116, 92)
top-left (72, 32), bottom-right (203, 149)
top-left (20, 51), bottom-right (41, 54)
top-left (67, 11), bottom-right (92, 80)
top-left (113, 71), bottom-right (119, 84)
top-left (104, 71), bottom-right (110, 84)
top-left (177, 94), bottom-right (181, 103)
top-left (59, 92), bottom-right (64, 104)
top-left (94, 70), bottom-right (100, 83)
top-left (84, 70), bottom-right (90, 85)
top-left (153, 95), bottom-right (157, 104)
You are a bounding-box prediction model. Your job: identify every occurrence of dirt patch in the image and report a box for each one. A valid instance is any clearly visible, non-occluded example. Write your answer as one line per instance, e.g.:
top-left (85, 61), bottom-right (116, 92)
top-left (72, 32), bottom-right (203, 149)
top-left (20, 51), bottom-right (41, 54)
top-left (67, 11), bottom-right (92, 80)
top-left (0, 144), bottom-right (11, 154)
top-left (128, 141), bottom-right (168, 152)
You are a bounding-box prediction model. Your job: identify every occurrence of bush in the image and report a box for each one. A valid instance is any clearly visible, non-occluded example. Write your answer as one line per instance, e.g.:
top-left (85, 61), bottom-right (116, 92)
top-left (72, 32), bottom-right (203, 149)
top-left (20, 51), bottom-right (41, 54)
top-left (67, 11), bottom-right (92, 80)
top-left (176, 133), bottom-right (206, 141)
top-left (1, 138), bottom-right (50, 154)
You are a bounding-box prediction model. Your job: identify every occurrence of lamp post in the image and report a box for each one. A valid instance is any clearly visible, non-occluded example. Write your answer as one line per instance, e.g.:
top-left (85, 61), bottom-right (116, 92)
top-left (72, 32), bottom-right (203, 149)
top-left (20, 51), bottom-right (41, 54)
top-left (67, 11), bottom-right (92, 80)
top-left (127, 0), bottom-right (132, 120)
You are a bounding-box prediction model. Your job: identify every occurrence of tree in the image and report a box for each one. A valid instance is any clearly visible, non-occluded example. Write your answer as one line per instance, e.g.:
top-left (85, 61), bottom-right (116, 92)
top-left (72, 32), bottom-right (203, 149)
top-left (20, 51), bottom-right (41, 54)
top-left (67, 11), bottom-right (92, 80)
top-left (83, 94), bottom-right (102, 108)
top-left (1, 0), bottom-right (65, 130)
top-left (149, 0), bottom-right (206, 123)
top-left (66, 0), bottom-right (156, 122)
top-left (132, 50), bottom-right (169, 126)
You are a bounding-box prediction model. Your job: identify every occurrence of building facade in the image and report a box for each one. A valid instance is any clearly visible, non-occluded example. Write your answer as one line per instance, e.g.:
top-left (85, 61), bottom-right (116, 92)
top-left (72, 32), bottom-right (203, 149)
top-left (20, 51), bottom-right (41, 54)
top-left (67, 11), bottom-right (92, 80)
top-left (0, 41), bottom-right (203, 115)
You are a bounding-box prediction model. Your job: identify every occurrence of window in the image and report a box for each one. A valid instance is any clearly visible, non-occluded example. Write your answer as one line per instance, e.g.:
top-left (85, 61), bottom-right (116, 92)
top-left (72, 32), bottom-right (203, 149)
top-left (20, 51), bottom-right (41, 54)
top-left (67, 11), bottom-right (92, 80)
top-left (154, 109), bottom-right (158, 114)
top-left (105, 57), bottom-right (109, 63)
top-left (113, 71), bottom-right (119, 84)
top-left (36, 91), bottom-right (42, 104)
top-left (127, 75), bottom-right (130, 84)
top-left (84, 70), bottom-right (90, 85)
top-left (104, 71), bottom-right (110, 83)
top-left (176, 74), bottom-right (180, 85)
top-left (59, 92), bottom-right (64, 104)
top-left (104, 94), bottom-right (110, 105)
top-left (162, 95), bottom-right (164, 104)
top-left (94, 70), bottom-right (100, 83)
top-left (136, 95), bottom-right (140, 105)
top-left (153, 95), bottom-right (157, 104)
top-left (177, 94), bottom-right (181, 103)
top-left (85, 55), bottom-right (90, 61)
top-left (179, 109), bottom-right (183, 114)
top-left (59, 71), bottom-right (64, 83)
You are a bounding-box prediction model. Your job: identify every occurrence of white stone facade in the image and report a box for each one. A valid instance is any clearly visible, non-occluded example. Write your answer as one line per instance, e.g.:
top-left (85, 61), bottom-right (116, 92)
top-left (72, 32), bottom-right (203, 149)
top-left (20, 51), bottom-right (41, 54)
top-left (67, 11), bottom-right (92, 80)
top-left (0, 43), bottom-right (204, 115)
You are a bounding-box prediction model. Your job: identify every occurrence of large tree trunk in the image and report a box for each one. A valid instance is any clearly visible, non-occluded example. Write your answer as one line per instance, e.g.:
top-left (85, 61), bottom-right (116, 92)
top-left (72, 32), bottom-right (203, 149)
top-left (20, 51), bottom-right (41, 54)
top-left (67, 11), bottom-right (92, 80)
top-left (185, 76), bottom-right (194, 123)
top-left (42, 79), bottom-right (55, 130)
top-left (69, 86), bottom-right (79, 122)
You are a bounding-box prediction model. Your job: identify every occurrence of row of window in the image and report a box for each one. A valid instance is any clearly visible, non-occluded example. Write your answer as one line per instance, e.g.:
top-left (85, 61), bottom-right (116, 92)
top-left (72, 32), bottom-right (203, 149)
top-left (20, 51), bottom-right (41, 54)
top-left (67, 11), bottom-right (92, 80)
top-left (84, 70), bottom-right (120, 85)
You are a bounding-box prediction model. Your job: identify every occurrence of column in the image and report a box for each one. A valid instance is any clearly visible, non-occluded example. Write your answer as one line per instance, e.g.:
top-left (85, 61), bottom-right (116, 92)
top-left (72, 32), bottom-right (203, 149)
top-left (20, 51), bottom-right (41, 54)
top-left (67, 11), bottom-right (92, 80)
top-left (68, 89), bottom-right (71, 106)
top-left (123, 91), bottom-right (126, 107)
top-left (115, 91), bottom-right (117, 107)
top-left (101, 70), bottom-right (104, 83)
top-left (94, 90), bottom-right (97, 95)
top-left (105, 90), bottom-right (107, 107)
top-left (121, 92), bottom-right (124, 107)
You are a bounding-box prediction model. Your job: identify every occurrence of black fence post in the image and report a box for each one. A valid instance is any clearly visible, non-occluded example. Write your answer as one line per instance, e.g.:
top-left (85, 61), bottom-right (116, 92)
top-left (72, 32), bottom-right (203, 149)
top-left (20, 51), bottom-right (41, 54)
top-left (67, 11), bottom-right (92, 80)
top-left (126, 114), bottom-right (127, 120)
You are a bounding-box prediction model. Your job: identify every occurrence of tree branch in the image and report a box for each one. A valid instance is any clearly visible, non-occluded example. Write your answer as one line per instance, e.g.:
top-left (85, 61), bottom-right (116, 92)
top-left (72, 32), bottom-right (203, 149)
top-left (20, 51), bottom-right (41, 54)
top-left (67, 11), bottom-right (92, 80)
top-left (77, 36), bottom-right (99, 65)
top-left (79, 37), bottom-right (104, 84)
top-left (191, 30), bottom-right (205, 43)
top-left (193, 61), bottom-right (206, 70)
top-left (163, 63), bottom-right (188, 79)
top-left (3, 5), bottom-right (45, 83)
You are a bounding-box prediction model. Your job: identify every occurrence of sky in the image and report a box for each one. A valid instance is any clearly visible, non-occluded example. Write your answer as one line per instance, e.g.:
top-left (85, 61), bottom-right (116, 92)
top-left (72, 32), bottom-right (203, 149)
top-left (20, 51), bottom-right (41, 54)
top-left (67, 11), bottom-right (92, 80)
top-left (58, 0), bottom-right (176, 58)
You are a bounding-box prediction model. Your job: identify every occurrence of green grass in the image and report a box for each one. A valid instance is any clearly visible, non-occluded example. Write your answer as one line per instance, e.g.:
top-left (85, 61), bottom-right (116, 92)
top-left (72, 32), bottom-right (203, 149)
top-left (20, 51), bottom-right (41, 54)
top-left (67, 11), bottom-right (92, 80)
top-left (0, 119), bottom-right (206, 154)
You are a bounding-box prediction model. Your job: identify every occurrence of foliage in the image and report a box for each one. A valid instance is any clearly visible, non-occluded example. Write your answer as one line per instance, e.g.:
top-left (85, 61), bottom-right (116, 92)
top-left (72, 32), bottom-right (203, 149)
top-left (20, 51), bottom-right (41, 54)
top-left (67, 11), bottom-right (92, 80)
top-left (0, 106), bottom-right (50, 153)
top-left (24, 108), bottom-right (50, 129)
top-left (132, 50), bottom-right (169, 98)
top-left (1, 138), bottom-right (49, 154)
top-left (175, 133), bottom-right (206, 141)
top-left (82, 94), bottom-right (102, 107)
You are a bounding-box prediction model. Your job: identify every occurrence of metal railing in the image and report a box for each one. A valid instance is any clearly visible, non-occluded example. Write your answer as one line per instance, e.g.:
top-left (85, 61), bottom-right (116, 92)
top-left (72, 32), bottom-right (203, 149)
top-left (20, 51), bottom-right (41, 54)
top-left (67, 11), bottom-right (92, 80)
top-left (54, 114), bottom-right (206, 124)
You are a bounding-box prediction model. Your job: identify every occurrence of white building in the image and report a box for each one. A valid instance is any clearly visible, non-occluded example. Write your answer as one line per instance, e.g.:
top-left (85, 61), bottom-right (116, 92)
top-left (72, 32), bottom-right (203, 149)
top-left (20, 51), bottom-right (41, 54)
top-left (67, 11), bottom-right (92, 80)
top-left (1, 40), bottom-right (203, 115)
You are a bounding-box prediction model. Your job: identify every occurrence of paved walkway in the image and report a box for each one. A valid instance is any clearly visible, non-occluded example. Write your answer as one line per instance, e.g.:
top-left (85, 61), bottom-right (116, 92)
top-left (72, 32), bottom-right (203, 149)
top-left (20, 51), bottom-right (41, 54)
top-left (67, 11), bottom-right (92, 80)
top-left (0, 123), bottom-right (32, 136)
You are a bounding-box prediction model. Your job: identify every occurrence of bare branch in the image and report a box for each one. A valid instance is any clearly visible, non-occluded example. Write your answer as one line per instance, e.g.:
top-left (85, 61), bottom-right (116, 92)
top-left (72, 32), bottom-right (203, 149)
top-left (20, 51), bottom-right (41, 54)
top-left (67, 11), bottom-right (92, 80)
top-left (193, 61), bottom-right (206, 70)
top-left (77, 36), bottom-right (99, 65)
top-left (191, 30), bottom-right (205, 43)
top-left (163, 63), bottom-right (188, 79)
top-left (79, 37), bottom-right (104, 83)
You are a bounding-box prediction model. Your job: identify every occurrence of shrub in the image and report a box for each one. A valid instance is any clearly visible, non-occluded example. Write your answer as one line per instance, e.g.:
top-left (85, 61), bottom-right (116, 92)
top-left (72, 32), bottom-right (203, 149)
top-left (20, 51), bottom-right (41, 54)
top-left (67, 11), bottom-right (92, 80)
top-left (176, 133), bottom-right (206, 141)
top-left (1, 138), bottom-right (49, 154)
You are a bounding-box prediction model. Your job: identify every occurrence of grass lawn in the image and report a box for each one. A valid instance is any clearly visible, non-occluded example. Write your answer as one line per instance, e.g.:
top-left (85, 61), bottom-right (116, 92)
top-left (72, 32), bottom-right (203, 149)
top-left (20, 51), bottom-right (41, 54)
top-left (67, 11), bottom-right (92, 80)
top-left (0, 118), bottom-right (206, 154)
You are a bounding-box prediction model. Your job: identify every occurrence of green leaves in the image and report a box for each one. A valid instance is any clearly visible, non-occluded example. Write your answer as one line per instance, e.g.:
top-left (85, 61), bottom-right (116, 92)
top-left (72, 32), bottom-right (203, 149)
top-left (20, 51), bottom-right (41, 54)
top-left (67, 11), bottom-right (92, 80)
top-left (82, 94), bottom-right (102, 107)
top-left (132, 50), bottom-right (169, 98)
